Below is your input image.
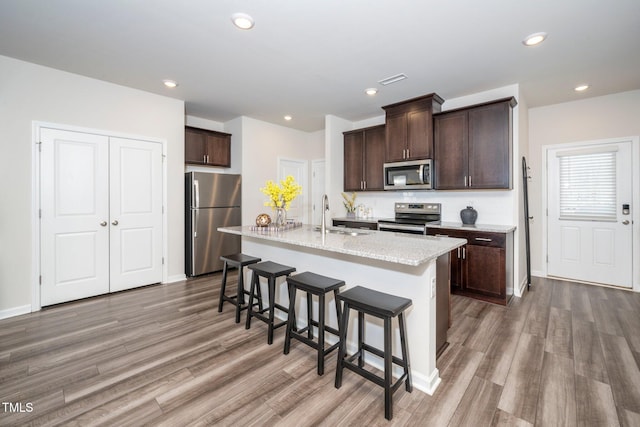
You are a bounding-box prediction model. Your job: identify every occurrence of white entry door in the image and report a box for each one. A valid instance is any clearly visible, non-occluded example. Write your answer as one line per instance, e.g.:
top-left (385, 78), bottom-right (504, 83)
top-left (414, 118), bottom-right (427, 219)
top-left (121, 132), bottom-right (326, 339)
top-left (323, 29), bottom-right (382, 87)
top-left (40, 128), bottom-right (163, 306)
top-left (109, 137), bottom-right (163, 292)
top-left (40, 129), bottom-right (111, 305)
top-left (547, 140), bottom-right (633, 288)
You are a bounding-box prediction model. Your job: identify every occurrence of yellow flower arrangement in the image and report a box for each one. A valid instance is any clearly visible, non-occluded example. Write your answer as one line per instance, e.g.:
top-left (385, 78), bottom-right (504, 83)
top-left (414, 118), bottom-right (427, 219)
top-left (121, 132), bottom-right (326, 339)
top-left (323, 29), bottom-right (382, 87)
top-left (260, 175), bottom-right (302, 211)
top-left (341, 192), bottom-right (357, 213)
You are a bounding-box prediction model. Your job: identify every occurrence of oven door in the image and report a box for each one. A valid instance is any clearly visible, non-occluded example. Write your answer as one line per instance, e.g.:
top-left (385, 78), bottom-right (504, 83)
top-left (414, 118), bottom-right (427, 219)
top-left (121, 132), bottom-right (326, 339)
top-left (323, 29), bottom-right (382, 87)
top-left (378, 221), bottom-right (427, 235)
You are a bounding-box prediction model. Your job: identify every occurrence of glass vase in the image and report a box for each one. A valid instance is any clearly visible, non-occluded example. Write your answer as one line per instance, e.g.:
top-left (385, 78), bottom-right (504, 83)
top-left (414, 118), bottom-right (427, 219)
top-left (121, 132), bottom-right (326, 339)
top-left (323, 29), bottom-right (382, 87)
top-left (275, 207), bottom-right (287, 227)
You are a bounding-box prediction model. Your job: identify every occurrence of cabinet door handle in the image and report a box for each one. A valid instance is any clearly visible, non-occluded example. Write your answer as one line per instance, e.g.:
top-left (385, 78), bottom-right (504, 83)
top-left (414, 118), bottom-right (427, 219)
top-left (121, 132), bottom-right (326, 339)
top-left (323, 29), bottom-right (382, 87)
top-left (462, 247), bottom-right (466, 259)
top-left (457, 247), bottom-right (460, 258)
top-left (464, 176), bottom-right (468, 187)
top-left (203, 154), bottom-right (206, 163)
top-left (469, 175), bottom-right (472, 187)
top-left (363, 181), bottom-right (367, 190)
top-left (475, 237), bottom-right (492, 242)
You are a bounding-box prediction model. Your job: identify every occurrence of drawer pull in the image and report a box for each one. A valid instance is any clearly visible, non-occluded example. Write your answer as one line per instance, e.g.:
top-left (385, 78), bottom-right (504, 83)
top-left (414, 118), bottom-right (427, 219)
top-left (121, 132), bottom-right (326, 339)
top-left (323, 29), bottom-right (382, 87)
top-left (435, 234), bottom-right (449, 237)
top-left (475, 237), bottom-right (492, 242)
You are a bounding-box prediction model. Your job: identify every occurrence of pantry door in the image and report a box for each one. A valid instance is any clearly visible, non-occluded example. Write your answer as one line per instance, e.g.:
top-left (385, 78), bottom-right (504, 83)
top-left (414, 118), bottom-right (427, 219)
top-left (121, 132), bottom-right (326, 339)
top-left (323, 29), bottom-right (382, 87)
top-left (40, 128), bottom-right (110, 306)
top-left (109, 137), bottom-right (163, 292)
top-left (547, 140), bottom-right (633, 288)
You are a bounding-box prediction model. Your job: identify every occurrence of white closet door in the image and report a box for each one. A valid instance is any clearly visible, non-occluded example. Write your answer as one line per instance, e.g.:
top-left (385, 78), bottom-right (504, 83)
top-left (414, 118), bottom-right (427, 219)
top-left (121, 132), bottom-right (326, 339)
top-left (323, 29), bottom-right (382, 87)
top-left (40, 128), bottom-right (110, 306)
top-left (109, 137), bottom-right (163, 292)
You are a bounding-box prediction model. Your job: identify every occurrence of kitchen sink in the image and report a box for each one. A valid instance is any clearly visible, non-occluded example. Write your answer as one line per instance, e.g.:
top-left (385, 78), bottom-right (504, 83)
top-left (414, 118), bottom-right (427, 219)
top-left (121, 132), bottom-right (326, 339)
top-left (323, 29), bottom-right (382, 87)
top-left (313, 226), bottom-right (370, 236)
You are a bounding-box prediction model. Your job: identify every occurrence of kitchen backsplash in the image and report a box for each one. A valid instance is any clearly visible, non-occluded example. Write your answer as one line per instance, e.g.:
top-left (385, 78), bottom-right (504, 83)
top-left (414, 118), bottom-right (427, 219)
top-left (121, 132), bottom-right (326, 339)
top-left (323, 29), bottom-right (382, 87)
top-left (348, 191), bottom-right (516, 225)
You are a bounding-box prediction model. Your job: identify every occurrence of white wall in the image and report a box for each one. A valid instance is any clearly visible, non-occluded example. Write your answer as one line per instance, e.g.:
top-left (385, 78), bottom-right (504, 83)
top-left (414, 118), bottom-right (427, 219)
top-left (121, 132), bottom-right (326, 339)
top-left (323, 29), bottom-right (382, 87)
top-left (528, 89), bottom-right (640, 278)
top-left (0, 55), bottom-right (185, 316)
top-left (240, 117), bottom-right (324, 226)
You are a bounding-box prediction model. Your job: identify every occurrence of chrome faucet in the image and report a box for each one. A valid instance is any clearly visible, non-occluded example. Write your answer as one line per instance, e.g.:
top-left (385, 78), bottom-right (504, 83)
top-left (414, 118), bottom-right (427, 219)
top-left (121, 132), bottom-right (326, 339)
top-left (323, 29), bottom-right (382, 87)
top-left (321, 194), bottom-right (329, 235)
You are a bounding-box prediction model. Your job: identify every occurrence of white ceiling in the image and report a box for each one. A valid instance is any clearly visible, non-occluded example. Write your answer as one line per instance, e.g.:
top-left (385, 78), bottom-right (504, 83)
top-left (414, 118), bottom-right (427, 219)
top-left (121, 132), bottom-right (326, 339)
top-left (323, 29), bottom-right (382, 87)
top-left (1, 0), bottom-right (639, 131)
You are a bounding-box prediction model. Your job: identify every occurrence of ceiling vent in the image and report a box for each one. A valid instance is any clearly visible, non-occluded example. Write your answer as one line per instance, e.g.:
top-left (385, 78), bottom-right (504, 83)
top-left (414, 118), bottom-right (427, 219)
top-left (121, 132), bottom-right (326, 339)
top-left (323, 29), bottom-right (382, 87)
top-left (378, 73), bottom-right (408, 86)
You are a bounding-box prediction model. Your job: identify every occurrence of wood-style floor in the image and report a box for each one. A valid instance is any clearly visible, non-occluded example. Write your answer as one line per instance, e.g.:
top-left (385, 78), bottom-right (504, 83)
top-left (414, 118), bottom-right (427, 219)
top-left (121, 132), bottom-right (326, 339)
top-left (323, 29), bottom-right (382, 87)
top-left (1, 274), bottom-right (640, 426)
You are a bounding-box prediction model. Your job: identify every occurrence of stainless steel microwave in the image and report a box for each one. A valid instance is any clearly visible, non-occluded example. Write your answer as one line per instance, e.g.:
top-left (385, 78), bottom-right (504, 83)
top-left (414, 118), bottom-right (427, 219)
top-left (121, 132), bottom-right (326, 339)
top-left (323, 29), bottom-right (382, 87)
top-left (383, 159), bottom-right (433, 190)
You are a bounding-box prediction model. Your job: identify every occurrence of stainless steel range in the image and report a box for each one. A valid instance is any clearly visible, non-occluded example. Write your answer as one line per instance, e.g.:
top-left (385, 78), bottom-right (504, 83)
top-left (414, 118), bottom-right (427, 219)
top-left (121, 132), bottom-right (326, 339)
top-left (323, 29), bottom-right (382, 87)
top-left (378, 202), bottom-right (441, 235)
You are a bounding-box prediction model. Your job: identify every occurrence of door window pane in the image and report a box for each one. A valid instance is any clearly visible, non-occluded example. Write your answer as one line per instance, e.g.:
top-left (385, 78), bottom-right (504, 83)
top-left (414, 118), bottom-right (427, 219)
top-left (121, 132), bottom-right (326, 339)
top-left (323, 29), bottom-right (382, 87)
top-left (558, 150), bottom-right (616, 220)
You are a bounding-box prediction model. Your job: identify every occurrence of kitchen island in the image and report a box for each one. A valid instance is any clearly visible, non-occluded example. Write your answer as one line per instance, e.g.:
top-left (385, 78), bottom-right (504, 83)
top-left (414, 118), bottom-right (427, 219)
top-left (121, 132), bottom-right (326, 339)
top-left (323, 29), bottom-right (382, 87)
top-left (218, 224), bottom-right (465, 395)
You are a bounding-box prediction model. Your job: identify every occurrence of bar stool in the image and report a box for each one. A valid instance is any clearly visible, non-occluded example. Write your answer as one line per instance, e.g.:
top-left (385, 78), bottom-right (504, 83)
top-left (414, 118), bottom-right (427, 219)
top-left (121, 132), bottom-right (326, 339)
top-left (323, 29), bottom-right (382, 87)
top-left (245, 261), bottom-right (297, 345)
top-left (218, 253), bottom-right (262, 323)
top-left (283, 272), bottom-right (345, 375)
top-left (334, 286), bottom-right (412, 421)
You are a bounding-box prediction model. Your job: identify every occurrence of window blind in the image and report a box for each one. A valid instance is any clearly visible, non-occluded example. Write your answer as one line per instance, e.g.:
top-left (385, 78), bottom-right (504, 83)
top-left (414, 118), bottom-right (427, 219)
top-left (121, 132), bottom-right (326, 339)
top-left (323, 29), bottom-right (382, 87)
top-left (558, 150), bottom-right (616, 220)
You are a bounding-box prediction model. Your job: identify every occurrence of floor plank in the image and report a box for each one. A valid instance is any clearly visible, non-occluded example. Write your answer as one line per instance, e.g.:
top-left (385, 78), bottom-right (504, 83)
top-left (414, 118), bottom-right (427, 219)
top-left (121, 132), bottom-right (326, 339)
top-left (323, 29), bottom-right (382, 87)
top-left (448, 376), bottom-right (503, 426)
top-left (497, 333), bottom-right (546, 424)
top-left (535, 351), bottom-right (577, 426)
top-left (599, 333), bottom-right (640, 413)
top-left (544, 307), bottom-right (573, 359)
top-left (573, 319), bottom-right (610, 384)
top-left (575, 374), bottom-right (620, 427)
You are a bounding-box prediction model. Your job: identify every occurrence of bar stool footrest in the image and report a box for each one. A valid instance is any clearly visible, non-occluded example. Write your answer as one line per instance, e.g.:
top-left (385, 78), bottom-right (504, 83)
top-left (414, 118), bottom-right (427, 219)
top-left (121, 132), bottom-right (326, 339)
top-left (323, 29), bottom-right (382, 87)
top-left (361, 343), bottom-right (408, 369)
top-left (289, 333), bottom-right (340, 355)
top-left (342, 353), bottom-right (408, 393)
top-left (305, 319), bottom-right (340, 337)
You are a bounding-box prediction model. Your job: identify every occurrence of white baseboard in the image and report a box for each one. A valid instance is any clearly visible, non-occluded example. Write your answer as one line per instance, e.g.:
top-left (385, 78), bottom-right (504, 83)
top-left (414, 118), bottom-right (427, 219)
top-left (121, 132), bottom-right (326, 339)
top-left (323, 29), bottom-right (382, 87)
top-left (0, 304), bottom-right (31, 320)
top-left (516, 276), bottom-right (528, 297)
top-left (163, 274), bottom-right (187, 284)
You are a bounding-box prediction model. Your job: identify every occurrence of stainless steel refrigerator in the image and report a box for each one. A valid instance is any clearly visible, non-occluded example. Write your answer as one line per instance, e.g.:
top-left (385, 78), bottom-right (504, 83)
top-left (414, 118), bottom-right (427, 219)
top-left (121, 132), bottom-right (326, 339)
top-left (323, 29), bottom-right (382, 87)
top-left (185, 172), bottom-right (241, 277)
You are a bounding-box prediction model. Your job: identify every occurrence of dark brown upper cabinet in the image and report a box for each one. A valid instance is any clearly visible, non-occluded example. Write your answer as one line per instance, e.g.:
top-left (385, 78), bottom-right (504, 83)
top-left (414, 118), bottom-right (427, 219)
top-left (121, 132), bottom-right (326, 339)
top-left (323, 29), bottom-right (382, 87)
top-left (343, 124), bottom-right (385, 191)
top-left (433, 97), bottom-right (516, 190)
top-left (185, 126), bottom-right (231, 167)
top-left (382, 93), bottom-right (444, 162)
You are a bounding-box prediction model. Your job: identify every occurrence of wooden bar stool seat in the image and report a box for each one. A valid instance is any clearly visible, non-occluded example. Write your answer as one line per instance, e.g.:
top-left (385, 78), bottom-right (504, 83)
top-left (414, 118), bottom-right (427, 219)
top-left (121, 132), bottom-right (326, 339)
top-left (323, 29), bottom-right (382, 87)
top-left (245, 261), bottom-right (296, 345)
top-left (334, 286), bottom-right (412, 421)
top-left (284, 272), bottom-right (345, 375)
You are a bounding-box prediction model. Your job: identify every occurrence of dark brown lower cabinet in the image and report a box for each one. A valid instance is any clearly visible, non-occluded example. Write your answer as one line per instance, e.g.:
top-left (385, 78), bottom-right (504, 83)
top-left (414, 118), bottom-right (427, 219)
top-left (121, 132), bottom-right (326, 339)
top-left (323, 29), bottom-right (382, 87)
top-left (428, 227), bottom-right (513, 305)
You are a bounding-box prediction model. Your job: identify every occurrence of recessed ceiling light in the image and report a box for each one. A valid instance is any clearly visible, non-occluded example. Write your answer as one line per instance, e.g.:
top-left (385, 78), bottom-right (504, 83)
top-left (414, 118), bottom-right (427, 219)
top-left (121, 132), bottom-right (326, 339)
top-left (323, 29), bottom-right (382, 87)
top-left (522, 32), bottom-right (547, 46)
top-left (574, 84), bottom-right (590, 92)
top-left (284, 115), bottom-right (292, 121)
top-left (163, 79), bottom-right (178, 88)
top-left (231, 13), bottom-right (255, 30)
top-left (365, 88), bottom-right (378, 96)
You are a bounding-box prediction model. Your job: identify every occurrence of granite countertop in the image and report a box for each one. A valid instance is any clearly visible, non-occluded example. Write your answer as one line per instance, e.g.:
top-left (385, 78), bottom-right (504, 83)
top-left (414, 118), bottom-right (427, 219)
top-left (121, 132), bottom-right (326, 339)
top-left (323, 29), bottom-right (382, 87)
top-left (219, 225), bottom-right (466, 267)
top-left (427, 222), bottom-right (516, 233)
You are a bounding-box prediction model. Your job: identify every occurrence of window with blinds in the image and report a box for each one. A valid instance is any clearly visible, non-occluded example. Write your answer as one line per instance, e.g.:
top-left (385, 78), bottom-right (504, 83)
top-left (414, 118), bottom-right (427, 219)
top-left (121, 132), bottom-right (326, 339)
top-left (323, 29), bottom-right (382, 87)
top-left (558, 149), bottom-right (616, 220)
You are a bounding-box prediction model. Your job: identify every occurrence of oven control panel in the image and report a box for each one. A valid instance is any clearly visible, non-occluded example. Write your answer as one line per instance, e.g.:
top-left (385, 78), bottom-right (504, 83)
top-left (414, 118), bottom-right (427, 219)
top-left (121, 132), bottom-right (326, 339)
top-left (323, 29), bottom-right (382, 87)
top-left (395, 202), bottom-right (441, 214)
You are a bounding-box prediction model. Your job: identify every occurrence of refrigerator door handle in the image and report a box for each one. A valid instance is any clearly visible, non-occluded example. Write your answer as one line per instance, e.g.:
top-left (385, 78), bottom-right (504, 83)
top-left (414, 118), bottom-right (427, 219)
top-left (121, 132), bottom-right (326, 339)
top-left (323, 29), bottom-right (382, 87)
top-left (193, 180), bottom-right (200, 209)
top-left (192, 209), bottom-right (198, 274)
